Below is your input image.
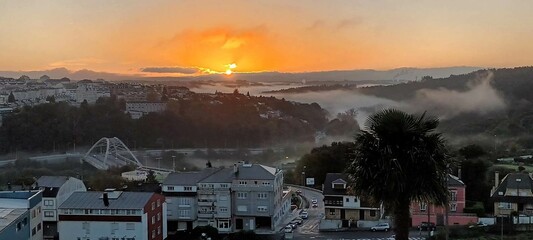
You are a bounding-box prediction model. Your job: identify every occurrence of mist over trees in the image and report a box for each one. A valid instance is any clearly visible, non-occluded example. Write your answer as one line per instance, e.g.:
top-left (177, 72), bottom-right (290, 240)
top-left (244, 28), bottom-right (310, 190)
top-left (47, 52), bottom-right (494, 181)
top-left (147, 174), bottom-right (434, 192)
top-left (0, 93), bottom-right (331, 153)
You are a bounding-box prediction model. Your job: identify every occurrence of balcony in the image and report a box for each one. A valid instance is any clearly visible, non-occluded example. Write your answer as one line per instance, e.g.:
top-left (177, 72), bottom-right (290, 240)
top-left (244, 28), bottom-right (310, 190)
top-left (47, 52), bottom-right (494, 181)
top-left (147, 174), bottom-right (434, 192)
top-left (197, 211), bottom-right (216, 218)
top-left (198, 200), bottom-right (216, 207)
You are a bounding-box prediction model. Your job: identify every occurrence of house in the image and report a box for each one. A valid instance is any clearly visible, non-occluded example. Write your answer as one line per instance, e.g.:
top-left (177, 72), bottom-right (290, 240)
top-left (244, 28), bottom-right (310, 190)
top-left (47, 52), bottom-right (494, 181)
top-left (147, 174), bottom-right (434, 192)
top-left (35, 176), bottom-right (87, 240)
top-left (58, 190), bottom-right (167, 240)
top-left (411, 174), bottom-right (478, 226)
top-left (0, 190), bottom-right (43, 240)
top-left (490, 172), bottom-right (533, 216)
top-left (320, 173), bottom-right (381, 230)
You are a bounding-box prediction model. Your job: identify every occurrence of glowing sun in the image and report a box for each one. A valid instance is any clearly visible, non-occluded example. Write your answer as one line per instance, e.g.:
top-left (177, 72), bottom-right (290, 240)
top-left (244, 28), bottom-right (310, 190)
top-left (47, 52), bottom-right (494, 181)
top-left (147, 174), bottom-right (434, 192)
top-left (225, 63), bottom-right (237, 75)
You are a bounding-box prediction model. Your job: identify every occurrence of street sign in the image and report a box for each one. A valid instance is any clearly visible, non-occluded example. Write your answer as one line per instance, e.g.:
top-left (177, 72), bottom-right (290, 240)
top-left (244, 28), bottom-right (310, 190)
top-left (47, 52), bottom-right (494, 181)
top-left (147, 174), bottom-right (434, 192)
top-left (306, 178), bottom-right (315, 186)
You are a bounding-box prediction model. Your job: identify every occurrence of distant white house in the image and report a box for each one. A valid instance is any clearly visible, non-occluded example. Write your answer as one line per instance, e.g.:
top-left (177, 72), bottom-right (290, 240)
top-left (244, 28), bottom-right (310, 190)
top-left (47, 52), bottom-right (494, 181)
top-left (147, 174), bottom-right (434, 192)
top-left (125, 101), bottom-right (167, 119)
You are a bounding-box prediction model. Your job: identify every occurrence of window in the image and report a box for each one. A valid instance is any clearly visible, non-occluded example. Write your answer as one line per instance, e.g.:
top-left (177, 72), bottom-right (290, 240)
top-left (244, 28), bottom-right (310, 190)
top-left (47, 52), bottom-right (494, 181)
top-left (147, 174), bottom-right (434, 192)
top-left (257, 206), bottom-right (267, 212)
top-left (157, 212), bottom-right (161, 221)
top-left (179, 210), bottom-right (190, 218)
top-left (152, 230), bottom-right (156, 239)
top-left (44, 200), bottom-right (54, 206)
top-left (450, 191), bottom-right (457, 201)
top-left (329, 208), bottom-right (336, 215)
top-left (44, 211), bottom-right (54, 217)
top-left (157, 226), bottom-right (161, 235)
top-left (219, 207), bottom-right (228, 213)
top-left (370, 210), bottom-right (376, 217)
top-left (237, 192), bottom-right (247, 199)
top-left (126, 223), bottom-right (135, 230)
top-left (184, 186), bottom-right (193, 191)
top-left (220, 184), bottom-right (229, 188)
top-left (152, 216), bottom-right (155, 224)
top-left (179, 198), bottom-right (191, 206)
top-left (420, 203), bottom-right (427, 211)
top-left (152, 202), bottom-right (156, 210)
top-left (22, 218), bottom-right (27, 226)
top-left (32, 227), bottom-right (36, 236)
top-left (38, 207), bottom-right (41, 214)
top-left (346, 198), bottom-right (349, 202)
top-left (157, 199), bottom-right (161, 207)
top-left (450, 203), bottom-right (457, 212)
top-left (258, 193), bottom-right (268, 199)
top-left (239, 181), bottom-right (246, 185)
top-left (16, 222), bottom-right (21, 231)
top-left (262, 182), bottom-right (271, 185)
top-left (219, 220), bottom-right (230, 229)
top-left (237, 205), bottom-right (247, 212)
top-left (167, 186), bottom-right (175, 191)
top-left (499, 202), bottom-right (513, 209)
top-left (31, 209), bottom-right (36, 218)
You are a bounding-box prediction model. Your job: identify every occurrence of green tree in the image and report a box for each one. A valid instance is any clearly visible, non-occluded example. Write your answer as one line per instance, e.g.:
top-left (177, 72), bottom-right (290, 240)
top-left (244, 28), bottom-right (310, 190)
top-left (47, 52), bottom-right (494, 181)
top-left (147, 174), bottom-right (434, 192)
top-left (346, 109), bottom-right (450, 240)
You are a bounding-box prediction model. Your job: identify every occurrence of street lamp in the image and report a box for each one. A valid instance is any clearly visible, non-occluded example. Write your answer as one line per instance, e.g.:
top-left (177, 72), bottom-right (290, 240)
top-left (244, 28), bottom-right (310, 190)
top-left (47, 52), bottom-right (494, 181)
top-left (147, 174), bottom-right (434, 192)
top-left (302, 166), bottom-right (306, 186)
top-left (172, 155), bottom-right (176, 172)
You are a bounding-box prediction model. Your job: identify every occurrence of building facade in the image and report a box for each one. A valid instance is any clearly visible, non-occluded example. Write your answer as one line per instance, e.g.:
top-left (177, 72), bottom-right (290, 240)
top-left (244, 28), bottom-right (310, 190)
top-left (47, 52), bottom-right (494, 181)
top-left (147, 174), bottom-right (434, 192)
top-left (35, 176), bottom-right (87, 240)
top-left (411, 174), bottom-right (478, 226)
top-left (491, 172), bottom-right (533, 216)
top-left (0, 191), bottom-right (43, 240)
top-left (58, 190), bottom-right (167, 240)
top-left (321, 173), bottom-right (381, 230)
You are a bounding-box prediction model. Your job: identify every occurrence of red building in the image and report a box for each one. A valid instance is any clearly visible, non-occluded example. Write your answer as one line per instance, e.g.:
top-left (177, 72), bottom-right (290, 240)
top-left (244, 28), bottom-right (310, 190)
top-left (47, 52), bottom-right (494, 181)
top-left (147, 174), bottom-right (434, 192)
top-left (410, 175), bottom-right (477, 226)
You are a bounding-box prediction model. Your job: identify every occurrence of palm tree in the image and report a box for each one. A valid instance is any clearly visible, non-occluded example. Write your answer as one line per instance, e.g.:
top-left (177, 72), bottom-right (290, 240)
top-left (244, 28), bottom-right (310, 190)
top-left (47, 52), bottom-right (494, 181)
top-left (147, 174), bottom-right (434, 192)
top-left (346, 109), bottom-right (450, 240)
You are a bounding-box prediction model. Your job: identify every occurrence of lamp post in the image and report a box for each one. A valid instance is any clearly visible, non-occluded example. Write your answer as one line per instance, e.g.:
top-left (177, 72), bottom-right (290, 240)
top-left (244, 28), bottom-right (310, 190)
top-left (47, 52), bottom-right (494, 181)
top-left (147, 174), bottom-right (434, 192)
top-left (172, 155), bottom-right (176, 172)
top-left (302, 166), bottom-right (307, 186)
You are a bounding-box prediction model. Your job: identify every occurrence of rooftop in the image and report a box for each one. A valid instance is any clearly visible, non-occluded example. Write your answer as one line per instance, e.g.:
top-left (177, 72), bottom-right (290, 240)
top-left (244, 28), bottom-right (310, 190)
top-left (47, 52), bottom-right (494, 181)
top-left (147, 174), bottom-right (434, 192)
top-left (59, 191), bottom-right (156, 210)
top-left (37, 176), bottom-right (70, 188)
top-left (162, 168), bottom-right (220, 186)
top-left (0, 208), bottom-right (27, 234)
top-left (235, 164), bottom-right (278, 180)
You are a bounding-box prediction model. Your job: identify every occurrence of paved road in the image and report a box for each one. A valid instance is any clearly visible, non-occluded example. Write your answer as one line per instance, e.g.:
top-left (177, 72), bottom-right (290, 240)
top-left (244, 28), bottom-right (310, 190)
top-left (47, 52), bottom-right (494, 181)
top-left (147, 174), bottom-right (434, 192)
top-left (287, 185), bottom-right (430, 240)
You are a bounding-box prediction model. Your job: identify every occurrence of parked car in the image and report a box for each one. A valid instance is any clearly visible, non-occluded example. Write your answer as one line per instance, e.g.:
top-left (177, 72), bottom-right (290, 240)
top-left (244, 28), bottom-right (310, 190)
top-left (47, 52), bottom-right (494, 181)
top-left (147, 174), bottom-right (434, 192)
top-left (312, 203), bottom-right (318, 208)
top-left (300, 211), bottom-right (308, 219)
top-left (296, 190), bottom-right (302, 194)
top-left (284, 225), bottom-right (293, 233)
top-left (292, 217), bottom-right (303, 225)
top-left (468, 222), bottom-right (488, 228)
top-left (418, 222), bottom-right (436, 231)
top-left (371, 222), bottom-right (390, 232)
top-left (311, 198), bottom-right (318, 204)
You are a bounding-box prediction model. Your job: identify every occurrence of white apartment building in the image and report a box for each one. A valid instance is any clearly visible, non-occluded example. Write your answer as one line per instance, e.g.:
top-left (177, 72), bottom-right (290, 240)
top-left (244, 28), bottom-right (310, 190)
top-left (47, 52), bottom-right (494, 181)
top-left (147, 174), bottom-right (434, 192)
top-left (35, 176), bottom-right (87, 240)
top-left (125, 101), bottom-right (167, 119)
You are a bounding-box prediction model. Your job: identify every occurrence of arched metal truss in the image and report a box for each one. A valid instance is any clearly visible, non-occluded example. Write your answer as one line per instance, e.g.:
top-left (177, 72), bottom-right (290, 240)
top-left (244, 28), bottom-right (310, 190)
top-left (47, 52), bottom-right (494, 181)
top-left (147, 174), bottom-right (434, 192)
top-left (82, 137), bottom-right (142, 170)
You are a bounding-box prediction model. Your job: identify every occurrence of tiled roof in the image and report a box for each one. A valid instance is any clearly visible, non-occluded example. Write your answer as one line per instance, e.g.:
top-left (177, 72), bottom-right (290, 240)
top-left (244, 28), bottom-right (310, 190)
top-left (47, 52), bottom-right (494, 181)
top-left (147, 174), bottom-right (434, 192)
top-left (162, 168), bottom-right (220, 186)
top-left (491, 173), bottom-right (533, 203)
top-left (200, 168), bottom-right (234, 183)
top-left (323, 173), bottom-right (348, 196)
top-left (235, 164), bottom-right (277, 180)
top-left (59, 191), bottom-right (155, 209)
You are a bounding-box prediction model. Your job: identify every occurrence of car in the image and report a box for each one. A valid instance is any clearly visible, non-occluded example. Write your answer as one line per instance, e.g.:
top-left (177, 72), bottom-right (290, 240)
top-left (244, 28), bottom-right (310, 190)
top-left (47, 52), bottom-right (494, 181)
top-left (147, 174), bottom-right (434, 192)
top-left (371, 222), bottom-right (390, 232)
top-left (296, 190), bottom-right (302, 194)
top-left (311, 198), bottom-right (318, 204)
top-left (299, 211), bottom-right (308, 219)
top-left (284, 225), bottom-right (293, 233)
top-left (312, 203), bottom-right (318, 208)
top-left (468, 222), bottom-right (488, 228)
top-left (288, 222), bottom-right (298, 229)
top-left (418, 222), bottom-right (436, 231)
top-left (290, 220), bottom-right (300, 227)
top-left (292, 218), bottom-right (303, 225)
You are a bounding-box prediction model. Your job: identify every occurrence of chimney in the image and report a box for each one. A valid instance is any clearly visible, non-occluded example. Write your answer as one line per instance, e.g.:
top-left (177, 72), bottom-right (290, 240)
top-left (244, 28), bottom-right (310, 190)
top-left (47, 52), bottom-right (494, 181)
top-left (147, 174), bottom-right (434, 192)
top-left (233, 163), bottom-right (238, 174)
top-left (495, 171), bottom-right (500, 188)
top-left (457, 167), bottom-right (462, 180)
top-left (103, 193), bottom-right (109, 207)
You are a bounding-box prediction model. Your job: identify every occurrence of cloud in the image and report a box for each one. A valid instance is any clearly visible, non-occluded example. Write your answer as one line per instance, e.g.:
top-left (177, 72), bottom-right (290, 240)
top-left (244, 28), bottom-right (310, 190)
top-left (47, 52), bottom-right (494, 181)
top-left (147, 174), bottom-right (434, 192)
top-left (140, 66), bottom-right (199, 74)
top-left (48, 58), bottom-right (107, 68)
top-left (306, 20), bottom-right (325, 31)
top-left (409, 71), bottom-right (506, 118)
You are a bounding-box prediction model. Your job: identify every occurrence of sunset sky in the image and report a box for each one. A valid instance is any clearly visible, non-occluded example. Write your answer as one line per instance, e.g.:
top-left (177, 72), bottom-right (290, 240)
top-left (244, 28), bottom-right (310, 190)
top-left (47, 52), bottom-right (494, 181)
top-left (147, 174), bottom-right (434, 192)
top-left (1, 0), bottom-right (533, 77)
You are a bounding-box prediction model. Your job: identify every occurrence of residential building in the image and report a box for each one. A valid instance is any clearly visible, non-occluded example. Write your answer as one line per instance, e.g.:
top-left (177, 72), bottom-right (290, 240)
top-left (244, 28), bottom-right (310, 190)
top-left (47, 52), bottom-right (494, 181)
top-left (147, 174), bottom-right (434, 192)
top-left (491, 172), bottom-right (533, 216)
top-left (320, 173), bottom-right (380, 230)
top-left (231, 162), bottom-right (288, 233)
top-left (58, 190), bottom-right (167, 240)
top-left (161, 168), bottom-right (219, 233)
top-left (196, 168), bottom-right (234, 233)
top-left (35, 176), bottom-right (87, 240)
top-left (0, 191), bottom-right (43, 240)
top-left (125, 102), bottom-right (167, 119)
top-left (411, 174), bottom-right (477, 226)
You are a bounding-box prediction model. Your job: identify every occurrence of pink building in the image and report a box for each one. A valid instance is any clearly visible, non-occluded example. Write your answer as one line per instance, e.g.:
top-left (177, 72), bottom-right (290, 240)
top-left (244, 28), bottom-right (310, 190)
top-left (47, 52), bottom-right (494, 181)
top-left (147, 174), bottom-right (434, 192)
top-left (411, 175), bottom-right (478, 226)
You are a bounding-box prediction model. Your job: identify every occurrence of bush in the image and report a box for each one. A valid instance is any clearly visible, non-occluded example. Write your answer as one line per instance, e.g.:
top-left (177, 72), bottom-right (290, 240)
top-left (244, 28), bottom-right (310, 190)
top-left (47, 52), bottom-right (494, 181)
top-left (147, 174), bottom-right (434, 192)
top-left (191, 225), bottom-right (218, 240)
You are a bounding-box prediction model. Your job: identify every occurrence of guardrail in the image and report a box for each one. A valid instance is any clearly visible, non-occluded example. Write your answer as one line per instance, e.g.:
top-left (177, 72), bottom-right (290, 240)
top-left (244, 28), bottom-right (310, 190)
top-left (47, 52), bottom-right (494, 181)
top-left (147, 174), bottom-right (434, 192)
top-left (285, 184), bottom-right (322, 193)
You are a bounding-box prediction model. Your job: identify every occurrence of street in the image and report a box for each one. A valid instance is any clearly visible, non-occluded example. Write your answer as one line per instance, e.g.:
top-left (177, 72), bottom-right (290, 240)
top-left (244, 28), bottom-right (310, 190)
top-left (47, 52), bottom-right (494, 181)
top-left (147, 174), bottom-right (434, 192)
top-left (287, 186), bottom-right (427, 240)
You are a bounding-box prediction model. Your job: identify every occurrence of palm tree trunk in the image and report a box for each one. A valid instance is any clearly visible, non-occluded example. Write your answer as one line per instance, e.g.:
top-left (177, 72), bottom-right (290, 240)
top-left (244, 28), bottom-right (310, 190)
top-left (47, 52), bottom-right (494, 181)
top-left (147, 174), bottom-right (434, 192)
top-left (393, 198), bottom-right (411, 240)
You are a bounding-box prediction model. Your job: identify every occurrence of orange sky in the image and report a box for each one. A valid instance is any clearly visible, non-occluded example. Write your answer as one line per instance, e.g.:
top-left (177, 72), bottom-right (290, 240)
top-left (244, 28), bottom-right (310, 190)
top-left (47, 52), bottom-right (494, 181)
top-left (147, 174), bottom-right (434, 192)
top-left (1, 0), bottom-right (533, 77)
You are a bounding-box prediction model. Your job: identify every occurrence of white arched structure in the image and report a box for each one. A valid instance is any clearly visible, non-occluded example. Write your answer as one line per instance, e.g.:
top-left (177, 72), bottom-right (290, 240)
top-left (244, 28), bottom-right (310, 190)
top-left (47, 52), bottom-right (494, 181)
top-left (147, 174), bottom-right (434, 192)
top-left (83, 137), bottom-right (142, 170)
